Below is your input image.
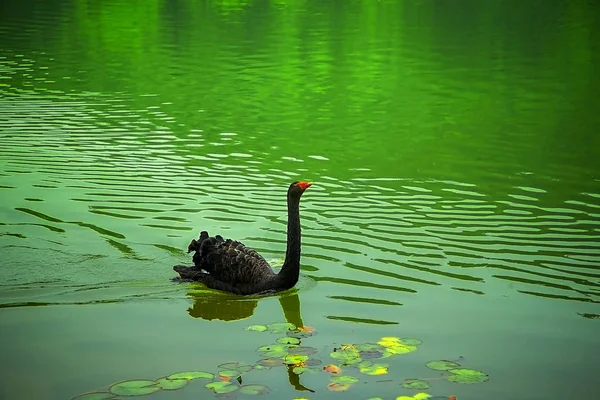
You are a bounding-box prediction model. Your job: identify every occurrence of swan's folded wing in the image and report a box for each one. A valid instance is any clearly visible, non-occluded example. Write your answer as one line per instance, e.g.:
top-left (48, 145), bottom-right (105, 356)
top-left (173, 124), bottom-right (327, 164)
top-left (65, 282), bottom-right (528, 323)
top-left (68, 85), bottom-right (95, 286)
top-left (199, 239), bottom-right (273, 284)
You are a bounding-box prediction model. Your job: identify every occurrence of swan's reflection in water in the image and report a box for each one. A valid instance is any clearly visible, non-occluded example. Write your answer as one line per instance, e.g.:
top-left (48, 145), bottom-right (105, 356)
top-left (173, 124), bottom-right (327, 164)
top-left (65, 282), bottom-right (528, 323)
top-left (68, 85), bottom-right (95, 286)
top-left (186, 285), bottom-right (258, 321)
top-left (184, 285), bottom-right (314, 392)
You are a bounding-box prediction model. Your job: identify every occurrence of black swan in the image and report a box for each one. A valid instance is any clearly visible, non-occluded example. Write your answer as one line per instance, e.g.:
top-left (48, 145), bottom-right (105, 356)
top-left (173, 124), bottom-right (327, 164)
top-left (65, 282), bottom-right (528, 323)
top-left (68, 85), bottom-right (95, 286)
top-left (173, 181), bottom-right (312, 295)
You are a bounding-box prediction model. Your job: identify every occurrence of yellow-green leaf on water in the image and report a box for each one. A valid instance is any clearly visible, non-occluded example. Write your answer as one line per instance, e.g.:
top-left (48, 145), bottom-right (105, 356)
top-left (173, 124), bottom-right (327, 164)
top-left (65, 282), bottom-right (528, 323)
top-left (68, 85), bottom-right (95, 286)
top-left (284, 354), bottom-right (309, 365)
top-left (109, 380), bottom-right (161, 396)
top-left (414, 393), bottom-right (432, 400)
top-left (293, 366), bottom-right (320, 375)
top-left (400, 378), bottom-right (430, 390)
top-left (425, 360), bottom-right (461, 371)
top-left (155, 377), bottom-right (188, 390)
top-left (277, 336), bottom-right (301, 345)
top-left (330, 375), bottom-right (359, 384)
top-left (246, 325), bottom-right (268, 332)
top-left (266, 322), bottom-right (296, 333)
top-left (167, 371), bottom-right (214, 380)
top-left (238, 384), bottom-right (270, 395)
top-left (257, 344), bottom-right (289, 358)
top-left (257, 358), bottom-right (283, 368)
top-left (358, 361), bottom-right (388, 376)
top-left (447, 368), bottom-right (489, 384)
top-left (330, 347), bottom-right (361, 365)
top-left (205, 381), bottom-right (238, 394)
top-left (218, 369), bottom-right (241, 378)
top-left (396, 394), bottom-right (432, 400)
top-left (71, 392), bottom-right (116, 400)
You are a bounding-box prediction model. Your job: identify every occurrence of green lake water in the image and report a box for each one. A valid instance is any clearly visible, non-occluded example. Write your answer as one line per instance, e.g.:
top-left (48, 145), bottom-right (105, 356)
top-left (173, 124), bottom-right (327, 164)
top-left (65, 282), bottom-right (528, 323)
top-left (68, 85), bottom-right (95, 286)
top-left (1, 0), bottom-right (599, 399)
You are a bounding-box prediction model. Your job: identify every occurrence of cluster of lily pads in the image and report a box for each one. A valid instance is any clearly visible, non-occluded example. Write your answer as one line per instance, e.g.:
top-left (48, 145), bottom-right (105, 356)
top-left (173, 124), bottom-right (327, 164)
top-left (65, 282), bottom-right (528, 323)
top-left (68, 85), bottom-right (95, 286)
top-left (72, 322), bottom-right (488, 399)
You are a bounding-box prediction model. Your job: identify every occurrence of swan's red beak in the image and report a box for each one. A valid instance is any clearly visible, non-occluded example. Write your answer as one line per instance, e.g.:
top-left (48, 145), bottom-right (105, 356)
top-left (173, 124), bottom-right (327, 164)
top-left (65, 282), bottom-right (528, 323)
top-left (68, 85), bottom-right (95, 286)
top-left (297, 181), bottom-right (312, 190)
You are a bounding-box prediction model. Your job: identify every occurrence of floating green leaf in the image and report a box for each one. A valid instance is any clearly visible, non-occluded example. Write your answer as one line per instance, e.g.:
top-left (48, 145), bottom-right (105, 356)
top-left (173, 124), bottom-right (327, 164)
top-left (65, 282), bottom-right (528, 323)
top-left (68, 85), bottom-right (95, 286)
top-left (292, 366), bottom-right (321, 375)
top-left (327, 382), bottom-right (352, 392)
top-left (360, 350), bottom-right (384, 359)
top-left (218, 362), bottom-right (253, 373)
top-left (246, 325), bottom-right (268, 332)
top-left (257, 344), bottom-right (288, 358)
top-left (425, 360), bottom-right (461, 371)
top-left (447, 368), bottom-right (489, 384)
top-left (289, 346), bottom-right (318, 356)
top-left (155, 377), bottom-right (188, 390)
top-left (257, 358), bottom-right (283, 368)
top-left (238, 384), bottom-right (270, 395)
top-left (330, 347), bottom-right (361, 365)
top-left (205, 381), bottom-right (238, 394)
top-left (354, 343), bottom-right (382, 352)
top-left (401, 379), bottom-right (430, 389)
top-left (167, 371), bottom-right (214, 380)
top-left (396, 394), bottom-right (432, 400)
top-left (218, 369), bottom-right (241, 378)
top-left (414, 393), bottom-right (432, 400)
top-left (330, 375), bottom-right (359, 384)
top-left (109, 380), bottom-right (161, 396)
top-left (277, 336), bottom-right (301, 345)
top-left (266, 322), bottom-right (296, 333)
top-left (71, 393), bottom-right (116, 400)
top-left (284, 354), bottom-right (309, 365)
top-left (358, 361), bottom-right (388, 376)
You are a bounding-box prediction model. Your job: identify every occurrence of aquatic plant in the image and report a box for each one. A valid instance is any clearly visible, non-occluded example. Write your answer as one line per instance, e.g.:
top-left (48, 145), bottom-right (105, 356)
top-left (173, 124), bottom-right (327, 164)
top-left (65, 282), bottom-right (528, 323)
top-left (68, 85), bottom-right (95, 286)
top-left (71, 322), bottom-right (488, 399)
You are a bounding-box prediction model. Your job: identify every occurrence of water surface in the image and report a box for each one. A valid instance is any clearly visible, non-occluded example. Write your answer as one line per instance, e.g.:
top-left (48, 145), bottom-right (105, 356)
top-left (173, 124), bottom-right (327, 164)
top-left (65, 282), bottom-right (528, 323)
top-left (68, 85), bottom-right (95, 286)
top-left (1, 1), bottom-right (599, 399)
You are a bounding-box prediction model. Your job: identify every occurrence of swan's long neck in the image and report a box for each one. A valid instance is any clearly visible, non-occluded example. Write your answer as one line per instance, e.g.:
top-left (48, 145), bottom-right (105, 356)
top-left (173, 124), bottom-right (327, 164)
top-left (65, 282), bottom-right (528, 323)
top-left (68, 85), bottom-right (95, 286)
top-left (279, 195), bottom-right (302, 286)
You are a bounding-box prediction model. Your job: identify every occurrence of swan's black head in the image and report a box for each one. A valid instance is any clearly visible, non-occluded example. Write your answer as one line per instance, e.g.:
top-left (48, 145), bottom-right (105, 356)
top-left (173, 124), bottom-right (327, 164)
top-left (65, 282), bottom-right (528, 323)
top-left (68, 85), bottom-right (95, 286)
top-left (288, 181), bottom-right (312, 199)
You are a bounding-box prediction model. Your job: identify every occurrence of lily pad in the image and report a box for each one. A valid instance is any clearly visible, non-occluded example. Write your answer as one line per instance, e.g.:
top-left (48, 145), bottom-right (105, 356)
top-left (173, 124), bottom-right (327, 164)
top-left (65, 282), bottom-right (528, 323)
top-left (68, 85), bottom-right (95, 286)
top-left (447, 368), bottom-right (489, 384)
top-left (354, 343), bottom-right (382, 352)
top-left (246, 325), bottom-right (268, 332)
top-left (396, 394), bottom-right (432, 400)
top-left (292, 366), bottom-right (321, 375)
top-left (425, 360), bottom-right (461, 371)
top-left (323, 364), bottom-right (342, 374)
top-left (358, 361), bottom-right (388, 376)
top-left (257, 344), bottom-right (288, 358)
top-left (305, 358), bottom-right (322, 366)
top-left (167, 371), bottom-right (214, 380)
top-left (330, 375), bottom-right (359, 384)
top-left (288, 346), bottom-right (318, 356)
top-left (284, 354), bottom-right (309, 365)
top-left (238, 384), bottom-right (270, 395)
top-left (71, 393), bottom-right (116, 400)
top-left (218, 370), bottom-right (242, 378)
top-left (414, 393), bottom-right (433, 400)
top-left (218, 362), bottom-right (253, 373)
top-left (257, 358), bottom-right (283, 368)
top-left (401, 379), bottom-right (430, 390)
top-left (109, 380), bottom-right (161, 396)
top-left (266, 322), bottom-right (296, 333)
top-left (276, 336), bottom-right (301, 345)
top-left (327, 382), bottom-right (352, 392)
top-left (359, 350), bottom-right (384, 359)
top-left (205, 381), bottom-right (238, 394)
top-left (330, 347), bottom-right (361, 364)
top-left (155, 377), bottom-right (188, 390)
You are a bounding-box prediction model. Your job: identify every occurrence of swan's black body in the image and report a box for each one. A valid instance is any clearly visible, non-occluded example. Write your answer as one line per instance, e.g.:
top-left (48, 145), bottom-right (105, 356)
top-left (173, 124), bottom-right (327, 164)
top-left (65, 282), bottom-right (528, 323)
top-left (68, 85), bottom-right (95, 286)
top-left (173, 181), bottom-right (311, 295)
